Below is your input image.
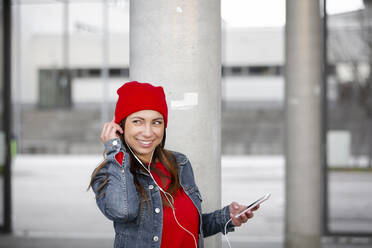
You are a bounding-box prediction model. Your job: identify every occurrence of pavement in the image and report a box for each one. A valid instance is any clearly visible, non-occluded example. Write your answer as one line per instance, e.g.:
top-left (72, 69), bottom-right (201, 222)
top-left (0, 236), bottom-right (372, 248)
top-left (0, 154), bottom-right (370, 248)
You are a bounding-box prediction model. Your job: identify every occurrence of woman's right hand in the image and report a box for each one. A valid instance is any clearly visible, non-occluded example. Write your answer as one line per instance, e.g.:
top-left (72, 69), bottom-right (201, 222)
top-left (100, 117), bottom-right (124, 144)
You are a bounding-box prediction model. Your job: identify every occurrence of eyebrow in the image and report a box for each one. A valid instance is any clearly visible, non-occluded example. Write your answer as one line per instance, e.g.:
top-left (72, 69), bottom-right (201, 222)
top-left (130, 116), bottom-right (164, 121)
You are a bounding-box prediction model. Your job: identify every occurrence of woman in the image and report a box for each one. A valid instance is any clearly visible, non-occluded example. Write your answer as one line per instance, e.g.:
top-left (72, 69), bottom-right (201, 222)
top-left (89, 81), bottom-right (259, 248)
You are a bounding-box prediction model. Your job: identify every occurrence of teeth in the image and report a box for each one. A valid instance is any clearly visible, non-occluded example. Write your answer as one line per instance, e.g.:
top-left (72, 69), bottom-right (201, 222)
top-left (139, 140), bottom-right (151, 145)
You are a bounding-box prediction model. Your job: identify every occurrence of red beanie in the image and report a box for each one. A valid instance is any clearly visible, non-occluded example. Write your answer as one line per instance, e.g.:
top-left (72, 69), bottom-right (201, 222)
top-left (114, 81), bottom-right (168, 127)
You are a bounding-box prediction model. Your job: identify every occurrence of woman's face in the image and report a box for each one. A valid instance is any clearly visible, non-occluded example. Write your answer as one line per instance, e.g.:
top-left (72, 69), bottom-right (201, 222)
top-left (124, 110), bottom-right (165, 163)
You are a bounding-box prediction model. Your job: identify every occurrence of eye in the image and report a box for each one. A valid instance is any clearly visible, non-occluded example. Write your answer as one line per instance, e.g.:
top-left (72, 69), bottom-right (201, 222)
top-left (153, 120), bottom-right (163, 125)
top-left (132, 119), bottom-right (142, 124)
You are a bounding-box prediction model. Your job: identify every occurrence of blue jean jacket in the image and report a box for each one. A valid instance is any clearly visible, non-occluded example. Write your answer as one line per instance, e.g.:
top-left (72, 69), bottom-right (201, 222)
top-left (91, 138), bottom-right (234, 248)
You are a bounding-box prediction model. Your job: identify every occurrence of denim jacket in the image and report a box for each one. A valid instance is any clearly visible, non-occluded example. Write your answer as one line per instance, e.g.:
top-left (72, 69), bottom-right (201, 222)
top-left (92, 138), bottom-right (234, 248)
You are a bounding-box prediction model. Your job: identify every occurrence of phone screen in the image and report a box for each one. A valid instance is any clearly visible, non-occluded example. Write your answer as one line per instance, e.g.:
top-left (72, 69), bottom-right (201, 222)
top-left (234, 194), bottom-right (270, 219)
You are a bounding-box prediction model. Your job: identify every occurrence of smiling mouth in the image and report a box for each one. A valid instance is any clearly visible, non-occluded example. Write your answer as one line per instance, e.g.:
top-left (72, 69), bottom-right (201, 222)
top-left (137, 140), bottom-right (153, 146)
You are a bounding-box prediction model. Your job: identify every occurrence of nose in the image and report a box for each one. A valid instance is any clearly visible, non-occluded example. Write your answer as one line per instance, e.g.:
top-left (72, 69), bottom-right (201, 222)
top-left (142, 123), bottom-right (153, 137)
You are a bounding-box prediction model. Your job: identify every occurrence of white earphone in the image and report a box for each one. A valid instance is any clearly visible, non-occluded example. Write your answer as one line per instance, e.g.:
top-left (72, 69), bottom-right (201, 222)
top-left (123, 139), bottom-right (238, 248)
top-left (124, 140), bottom-right (198, 248)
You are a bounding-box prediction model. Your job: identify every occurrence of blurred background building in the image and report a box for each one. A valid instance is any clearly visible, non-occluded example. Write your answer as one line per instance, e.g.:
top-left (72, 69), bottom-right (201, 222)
top-left (1, 0), bottom-right (371, 247)
top-left (11, 0), bottom-right (372, 167)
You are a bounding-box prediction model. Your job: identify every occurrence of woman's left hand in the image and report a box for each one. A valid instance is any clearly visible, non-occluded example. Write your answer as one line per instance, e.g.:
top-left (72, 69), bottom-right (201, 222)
top-left (229, 202), bottom-right (260, 226)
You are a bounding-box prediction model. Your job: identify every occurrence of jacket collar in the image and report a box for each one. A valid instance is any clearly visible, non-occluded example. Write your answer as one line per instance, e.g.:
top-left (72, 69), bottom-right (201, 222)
top-left (134, 150), bottom-right (189, 176)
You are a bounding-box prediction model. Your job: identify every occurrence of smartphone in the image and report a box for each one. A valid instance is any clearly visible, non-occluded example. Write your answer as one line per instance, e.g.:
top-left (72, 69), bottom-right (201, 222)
top-left (234, 193), bottom-right (271, 219)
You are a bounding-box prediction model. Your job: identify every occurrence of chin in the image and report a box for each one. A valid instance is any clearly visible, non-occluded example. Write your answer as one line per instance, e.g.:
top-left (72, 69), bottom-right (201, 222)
top-left (136, 149), bottom-right (153, 156)
top-left (133, 147), bottom-right (156, 157)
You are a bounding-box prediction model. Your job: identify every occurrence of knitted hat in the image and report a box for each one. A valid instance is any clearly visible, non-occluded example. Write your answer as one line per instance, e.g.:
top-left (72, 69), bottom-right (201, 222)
top-left (114, 81), bottom-right (168, 127)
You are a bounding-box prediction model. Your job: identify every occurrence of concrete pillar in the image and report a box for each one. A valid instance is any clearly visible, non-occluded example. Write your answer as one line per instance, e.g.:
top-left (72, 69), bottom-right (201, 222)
top-left (14, 0), bottom-right (22, 150)
top-left (1, 0), bottom-right (13, 232)
top-left (285, 1), bottom-right (323, 248)
top-left (130, 1), bottom-right (221, 247)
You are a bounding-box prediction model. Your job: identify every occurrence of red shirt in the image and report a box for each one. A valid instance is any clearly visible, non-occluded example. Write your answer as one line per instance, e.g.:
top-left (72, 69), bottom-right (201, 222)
top-left (115, 153), bottom-right (199, 248)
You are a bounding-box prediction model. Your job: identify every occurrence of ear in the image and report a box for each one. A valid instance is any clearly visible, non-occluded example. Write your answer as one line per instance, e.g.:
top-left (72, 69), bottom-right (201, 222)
top-left (116, 129), bottom-right (126, 146)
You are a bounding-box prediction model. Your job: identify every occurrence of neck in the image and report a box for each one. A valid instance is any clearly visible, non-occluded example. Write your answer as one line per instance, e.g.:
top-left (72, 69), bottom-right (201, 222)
top-left (137, 154), bottom-right (152, 164)
top-left (135, 149), bottom-right (156, 165)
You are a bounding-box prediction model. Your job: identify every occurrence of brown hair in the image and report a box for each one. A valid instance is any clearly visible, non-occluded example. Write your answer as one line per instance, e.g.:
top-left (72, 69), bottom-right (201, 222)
top-left (88, 118), bottom-right (180, 209)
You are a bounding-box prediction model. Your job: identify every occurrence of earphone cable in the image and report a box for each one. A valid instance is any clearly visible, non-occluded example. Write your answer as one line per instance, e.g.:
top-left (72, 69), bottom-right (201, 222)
top-left (224, 218), bottom-right (233, 248)
top-left (124, 141), bottom-right (198, 248)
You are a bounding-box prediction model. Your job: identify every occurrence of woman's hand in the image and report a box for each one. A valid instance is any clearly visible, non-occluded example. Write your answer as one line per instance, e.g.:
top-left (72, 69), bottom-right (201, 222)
top-left (229, 201), bottom-right (260, 227)
top-left (100, 117), bottom-right (124, 144)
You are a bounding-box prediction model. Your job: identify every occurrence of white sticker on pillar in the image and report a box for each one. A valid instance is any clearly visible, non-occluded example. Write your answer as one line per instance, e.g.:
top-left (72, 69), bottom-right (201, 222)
top-left (176, 6), bottom-right (183, 13)
top-left (171, 92), bottom-right (198, 110)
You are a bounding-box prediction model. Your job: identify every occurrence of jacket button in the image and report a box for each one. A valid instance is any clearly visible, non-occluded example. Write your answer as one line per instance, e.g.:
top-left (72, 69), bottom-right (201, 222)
top-left (155, 208), bottom-right (160, 214)
top-left (153, 236), bottom-right (159, 242)
top-left (149, 185), bottom-right (154, 190)
top-left (112, 140), bottom-right (118, 146)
